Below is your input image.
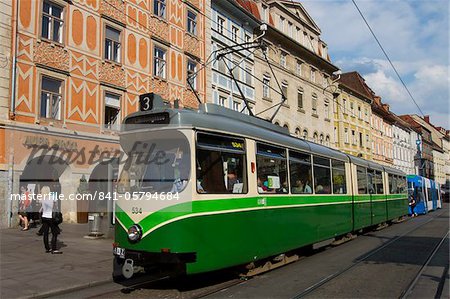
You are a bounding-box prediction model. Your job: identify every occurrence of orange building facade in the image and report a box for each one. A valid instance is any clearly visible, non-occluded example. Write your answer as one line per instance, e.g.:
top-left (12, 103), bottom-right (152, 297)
top-left (1, 0), bottom-right (206, 226)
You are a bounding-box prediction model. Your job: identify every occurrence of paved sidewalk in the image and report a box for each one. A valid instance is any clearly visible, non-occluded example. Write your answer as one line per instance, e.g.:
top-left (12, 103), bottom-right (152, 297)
top-left (0, 223), bottom-right (113, 298)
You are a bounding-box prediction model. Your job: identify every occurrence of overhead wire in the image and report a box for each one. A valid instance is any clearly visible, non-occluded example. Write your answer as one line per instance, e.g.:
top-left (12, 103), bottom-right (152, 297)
top-left (351, 0), bottom-right (425, 117)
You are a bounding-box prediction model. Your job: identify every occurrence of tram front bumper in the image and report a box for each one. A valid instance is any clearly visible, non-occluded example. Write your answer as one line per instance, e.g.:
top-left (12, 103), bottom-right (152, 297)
top-left (113, 248), bottom-right (196, 281)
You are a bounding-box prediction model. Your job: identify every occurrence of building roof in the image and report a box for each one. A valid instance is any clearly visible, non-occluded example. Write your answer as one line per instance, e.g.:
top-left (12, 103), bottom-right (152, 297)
top-left (235, 0), bottom-right (261, 20)
top-left (338, 71), bottom-right (374, 103)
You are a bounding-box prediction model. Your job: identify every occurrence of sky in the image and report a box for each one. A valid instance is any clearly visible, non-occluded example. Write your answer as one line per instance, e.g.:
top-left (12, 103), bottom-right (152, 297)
top-left (301, 0), bottom-right (449, 129)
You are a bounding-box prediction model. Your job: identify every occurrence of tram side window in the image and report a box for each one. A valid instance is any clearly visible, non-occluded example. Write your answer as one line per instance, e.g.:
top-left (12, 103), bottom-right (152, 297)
top-left (388, 174), bottom-right (398, 194)
top-left (375, 171), bottom-right (384, 194)
top-left (357, 166), bottom-right (368, 194)
top-left (196, 133), bottom-right (247, 194)
top-left (397, 176), bottom-right (406, 193)
top-left (256, 143), bottom-right (288, 194)
top-left (332, 160), bottom-right (346, 194)
top-left (367, 169), bottom-right (375, 194)
top-left (289, 150), bottom-right (312, 194)
top-left (313, 156), bottom-right (331, 194)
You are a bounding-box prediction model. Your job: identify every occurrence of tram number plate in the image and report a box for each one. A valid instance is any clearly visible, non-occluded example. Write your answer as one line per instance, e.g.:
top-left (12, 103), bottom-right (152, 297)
top-left (114, 247), bottom-right (125, 258)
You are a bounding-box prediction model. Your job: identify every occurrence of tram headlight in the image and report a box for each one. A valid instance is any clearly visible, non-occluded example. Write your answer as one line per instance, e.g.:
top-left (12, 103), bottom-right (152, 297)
top-left (127, 224), bottom-right (142, 243)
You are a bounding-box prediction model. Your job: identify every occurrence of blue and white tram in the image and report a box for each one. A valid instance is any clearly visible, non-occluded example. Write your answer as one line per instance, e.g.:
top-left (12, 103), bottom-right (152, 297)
top-left (407, 175), bottom-right (442, 215)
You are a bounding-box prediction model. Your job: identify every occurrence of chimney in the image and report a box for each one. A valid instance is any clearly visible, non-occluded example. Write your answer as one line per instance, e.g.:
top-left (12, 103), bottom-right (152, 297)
top-left (424, 115), bottom-right (430, 123)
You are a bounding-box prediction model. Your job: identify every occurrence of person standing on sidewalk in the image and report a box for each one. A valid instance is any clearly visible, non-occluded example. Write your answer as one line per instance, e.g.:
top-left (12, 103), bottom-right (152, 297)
top-left (39, 186), bottom-right (62, 254)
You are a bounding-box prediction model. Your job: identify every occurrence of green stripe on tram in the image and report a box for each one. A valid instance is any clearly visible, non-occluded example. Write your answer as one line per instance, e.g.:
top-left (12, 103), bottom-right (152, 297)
top-left (134, 195), bottom-right (353, 235)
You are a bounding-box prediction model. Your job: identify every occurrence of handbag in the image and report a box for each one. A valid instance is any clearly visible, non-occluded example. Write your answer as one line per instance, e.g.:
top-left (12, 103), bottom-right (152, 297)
top-left (52, 195), bottom-right (63, 224)
top-left (53, 211), bottom-right (63, 224)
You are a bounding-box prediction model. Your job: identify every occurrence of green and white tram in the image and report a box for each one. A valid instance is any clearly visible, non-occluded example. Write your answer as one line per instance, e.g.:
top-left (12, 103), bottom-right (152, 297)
top-left (113, 96), bottom-right (408, 281)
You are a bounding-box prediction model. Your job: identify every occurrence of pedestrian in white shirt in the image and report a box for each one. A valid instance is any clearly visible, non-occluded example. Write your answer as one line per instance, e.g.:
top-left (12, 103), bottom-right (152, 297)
top-left (39, 186), bottom-right (62, 254)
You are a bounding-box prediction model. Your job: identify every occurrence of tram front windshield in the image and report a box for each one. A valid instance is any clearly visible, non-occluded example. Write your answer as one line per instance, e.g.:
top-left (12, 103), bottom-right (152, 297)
top-left (117, 132), bottom-right (191, 194)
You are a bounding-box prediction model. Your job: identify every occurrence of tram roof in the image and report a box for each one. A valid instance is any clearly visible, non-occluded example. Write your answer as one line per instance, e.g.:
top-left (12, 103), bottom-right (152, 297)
top-left (123, 102), bottom-right (405, 174)
top-left (124, 104), bottom-right (350, 161)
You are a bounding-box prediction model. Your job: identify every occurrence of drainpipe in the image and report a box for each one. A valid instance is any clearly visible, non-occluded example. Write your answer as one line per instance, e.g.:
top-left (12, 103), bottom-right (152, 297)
top-left (10, 0), bottom-right (19, 115)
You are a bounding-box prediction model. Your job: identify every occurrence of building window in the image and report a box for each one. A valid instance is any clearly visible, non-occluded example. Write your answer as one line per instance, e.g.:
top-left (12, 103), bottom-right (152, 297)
top-left (154, 0), bottom-right (166, 18)
top-left (296, 60), bottom-right (302, 76)
top-left (343, 99), bottom-right (347, 113)
top-left (153, 46), bottom-right (166, 78)
top-left (104, 26), bottom-right (121, 63)
top-left (288, 22), bottom-right (293, 38)
top-left (232, 56), bottom-right (240, 79)
top-left (344, 128), bottom-right (349, 143)
top-left (365, 108), bottom-right (368, 120)
top-left (40, 76), bottom-right (62, 120)
top-left (219, 95), bottom-right (227, 107)
top-left (310, 69), bottom-right (316, 83)
top-left (231, 25), bottom-right (239, 42)
top-left (187, 10), bottom-right (197, 35)
top-left (279, 16), bottom-right (285, 32)
top-left (232, 100), bottom-right (240, 111)
top-left (303, 32), bottom-right (308, 47)
top-left (319, 134), bottom-right (324, 144)
top-left (297, 88), bottom-right (303, 109)
top-left (302, 129), bottom-right (308, 139)
top-left (312, 93), bottom-right (317, 115)
top-left (322, 75), bottom-right (328, 88)
top-left (313, 132), bottom-right (318, 143)
top-left (217, 16), bottom-right (225, 35)
top-left (263, 75), bottom-right (270, 98)
top-left (104, 92), bottom-right (120, 130)
top-left (281, 82), bottom-right (288, 103)
top-left (359, 132), bottom-right (363, 147)
top-left (187, 59), bottom-right (197, 89)
top-left (280, 52), bottom-right (287, 68)
top-left (324, 101), bottom-right (329, 119)
top-left (245, 33), bottom-right (251, 43)
top-left (366, 134), bottom-right (370, 147)
top-left (350, 102), bottom-right (354, 116)
top-left (262, 4), bottom-right (268, 22)
top-left (358, 106), bottom-right (362, 119)
top-left (245, 64), bottom-right (252, 85)
top-left (42, 1), bottom-right (64, 43)
top-left (352, 130), bottom-right (356, 145)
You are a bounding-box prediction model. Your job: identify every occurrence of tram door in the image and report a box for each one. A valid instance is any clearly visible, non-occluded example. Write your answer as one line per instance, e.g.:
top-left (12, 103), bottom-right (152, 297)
top-left (424, 178), bottom-right (433, 212)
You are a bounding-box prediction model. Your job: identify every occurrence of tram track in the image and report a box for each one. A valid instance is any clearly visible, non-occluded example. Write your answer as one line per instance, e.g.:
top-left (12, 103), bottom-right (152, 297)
top-left (291, 208), bottom-right (448, 299)
top-left (399, 230), bottom-right (449, 299)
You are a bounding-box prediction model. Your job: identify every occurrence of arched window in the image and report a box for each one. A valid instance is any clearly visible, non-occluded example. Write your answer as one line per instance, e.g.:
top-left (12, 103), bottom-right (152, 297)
top-left (325, 135), bottom-right (330, 146)
top-left (303, 129), bottom-right (308, 139)
top-left (283, 124), bottom-right (289, 132)
top-left (274, 121), bottom-right (280, 126)
top-left (319, 134), bottom-right (324, 144)
top-left (295, 127), bottom-right (301, 138)
top-left (313, 132), bottom-right (318, 143)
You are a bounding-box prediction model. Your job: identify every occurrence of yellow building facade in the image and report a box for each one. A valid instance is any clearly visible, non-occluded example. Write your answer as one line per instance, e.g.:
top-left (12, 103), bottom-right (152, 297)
top-left (334, 72), bottom-right (372, 160)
